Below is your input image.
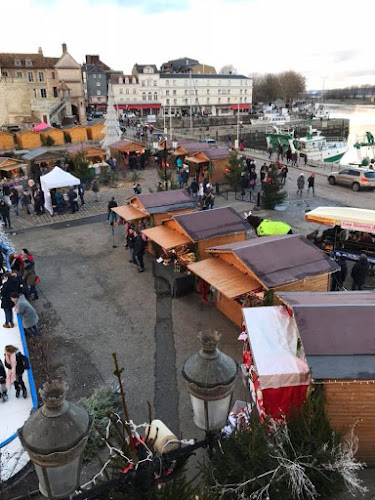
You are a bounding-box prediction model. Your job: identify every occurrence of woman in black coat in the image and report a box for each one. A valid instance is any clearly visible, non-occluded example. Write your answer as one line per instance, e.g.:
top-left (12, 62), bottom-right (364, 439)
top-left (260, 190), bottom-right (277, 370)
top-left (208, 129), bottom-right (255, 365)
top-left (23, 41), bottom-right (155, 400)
top-left (1, 272), bottom-right (19, 328)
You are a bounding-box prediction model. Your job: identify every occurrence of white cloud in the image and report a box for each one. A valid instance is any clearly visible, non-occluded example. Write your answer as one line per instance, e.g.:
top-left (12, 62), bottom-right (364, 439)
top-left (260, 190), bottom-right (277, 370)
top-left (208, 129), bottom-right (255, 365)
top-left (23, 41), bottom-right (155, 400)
top-left (1, 0), bottom-right (373, 89)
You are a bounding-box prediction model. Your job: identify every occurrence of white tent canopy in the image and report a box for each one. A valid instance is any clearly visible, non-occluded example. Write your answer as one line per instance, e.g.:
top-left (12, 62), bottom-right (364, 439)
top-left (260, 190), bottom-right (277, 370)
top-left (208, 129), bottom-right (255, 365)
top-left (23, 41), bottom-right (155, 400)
top-left (40, 167), bottom-right (80, 214)
top-left (242, 306), bottom-right (311, 390)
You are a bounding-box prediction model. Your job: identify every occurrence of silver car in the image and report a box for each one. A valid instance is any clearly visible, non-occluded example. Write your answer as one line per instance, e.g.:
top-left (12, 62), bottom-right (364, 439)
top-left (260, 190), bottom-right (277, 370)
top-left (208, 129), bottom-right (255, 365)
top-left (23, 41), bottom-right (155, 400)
top-left (328, 167), bottom-right (375, 191)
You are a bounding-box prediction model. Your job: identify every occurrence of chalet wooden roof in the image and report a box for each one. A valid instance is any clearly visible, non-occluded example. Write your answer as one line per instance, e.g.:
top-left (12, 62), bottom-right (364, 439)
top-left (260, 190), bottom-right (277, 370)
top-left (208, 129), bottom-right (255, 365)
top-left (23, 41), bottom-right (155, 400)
top-left (142, 226), bottom-right (191, 249)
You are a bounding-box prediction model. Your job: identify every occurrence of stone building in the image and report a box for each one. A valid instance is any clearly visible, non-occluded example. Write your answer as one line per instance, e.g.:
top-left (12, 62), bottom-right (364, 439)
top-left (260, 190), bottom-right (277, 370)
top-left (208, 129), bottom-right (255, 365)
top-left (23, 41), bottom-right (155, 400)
top-left (0, 44), bottom-right (85, 127)
top-left (111, 62), bottom-right (252, 118)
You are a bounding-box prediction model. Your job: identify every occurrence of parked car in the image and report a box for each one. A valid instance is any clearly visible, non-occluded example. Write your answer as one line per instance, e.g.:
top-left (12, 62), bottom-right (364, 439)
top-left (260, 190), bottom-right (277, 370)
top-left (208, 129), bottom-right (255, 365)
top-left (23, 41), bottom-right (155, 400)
top-left (201, 138), bottom-right (216, 144)
top-left (86, 113), bottom-right (93, 121)
top-left (328, 167), bottom-right (375, 191)
top-left (92, 111), bottom-right (104, 118)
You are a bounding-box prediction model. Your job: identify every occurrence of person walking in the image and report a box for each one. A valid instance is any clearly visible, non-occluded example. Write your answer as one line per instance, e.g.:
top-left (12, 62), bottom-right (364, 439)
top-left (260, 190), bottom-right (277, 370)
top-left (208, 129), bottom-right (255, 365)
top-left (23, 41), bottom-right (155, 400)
top-left (78, 183), bottom-right (85, 206)
top-left (33, 188), bottom-right (43, 215)
top-left (0, 357), bottom-right (8, 402)
top-left (21, 248), bottom-right (34, 263)
top-left (351, 254), bottom-right (369, 290)
top-left (0, 199), bottom-right (11, 228)
top-left (190, 179), bottom-right (199, 198)
top-left (21, 190), bottom-right (32, 215)
top-left (67, 187), bottom-right (78, 214)
top-left (307, 173), bottom-right (315, 196)
top-left (10, 187), bottom-right (19, 216)
top-left (4, 345), bottom-right (28, 399)
top-left (280, 165), bottom-right (288, 185)
top-left (11, 292), bottom-right (39, 337)
top-left (1, 272), bottom-right (19, 328)
top-left (260, 163), bottom-right (268, 184)
top-left (23, 259), bottom-right (38, 300)
top-left (332, 255), bottom-right (347, 290)
top-left (249, 167), bottom-right (257, 191)
top-left (107, 196), bottom-right (118, 221)
top-left (134, 230), bottom-right (146, 273)
top-left (92, 178), bottom-right (100, 202)
top-left (126, 227), bottom-right (137, 266)
top-left (297, 173), bottom-right (305, 196)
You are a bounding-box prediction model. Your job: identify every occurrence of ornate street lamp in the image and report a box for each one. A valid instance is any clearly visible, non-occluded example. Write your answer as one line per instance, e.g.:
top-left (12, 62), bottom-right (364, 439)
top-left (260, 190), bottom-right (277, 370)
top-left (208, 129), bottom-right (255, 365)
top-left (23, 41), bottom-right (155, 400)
top-left (18, 380), bottom-right (92, 499)
top-left (172, 138), bottom-right (178, 150)
top-left (162, 141), bottom-right (169, 191)
top-left (182, 330), bottom-right (238, 433)
top-left (152, 139), bottom-right (159, 150)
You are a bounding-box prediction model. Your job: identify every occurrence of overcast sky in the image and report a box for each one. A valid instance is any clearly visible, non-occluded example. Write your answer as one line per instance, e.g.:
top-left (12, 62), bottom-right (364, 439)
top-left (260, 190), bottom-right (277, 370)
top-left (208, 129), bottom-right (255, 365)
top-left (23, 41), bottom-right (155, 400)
top-left (2, 0), bottom-right (373, 90)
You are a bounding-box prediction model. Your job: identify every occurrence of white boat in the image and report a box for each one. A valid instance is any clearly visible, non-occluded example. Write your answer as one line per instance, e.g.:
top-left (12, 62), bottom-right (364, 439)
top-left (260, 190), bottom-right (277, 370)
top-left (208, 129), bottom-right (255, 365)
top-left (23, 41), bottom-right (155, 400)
top-left (265, 126), bottom-right (348, 163)
top-left (259, 113), bottom-right (291, 125)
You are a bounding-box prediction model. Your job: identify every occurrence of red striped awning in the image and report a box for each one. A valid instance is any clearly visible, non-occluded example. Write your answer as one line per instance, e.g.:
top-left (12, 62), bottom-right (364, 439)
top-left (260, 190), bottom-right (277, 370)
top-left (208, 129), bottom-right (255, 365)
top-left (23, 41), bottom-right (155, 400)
top-left (230, 104), bottom-right (250, 110)
top-left (115, 104), bottom-right (161, 110)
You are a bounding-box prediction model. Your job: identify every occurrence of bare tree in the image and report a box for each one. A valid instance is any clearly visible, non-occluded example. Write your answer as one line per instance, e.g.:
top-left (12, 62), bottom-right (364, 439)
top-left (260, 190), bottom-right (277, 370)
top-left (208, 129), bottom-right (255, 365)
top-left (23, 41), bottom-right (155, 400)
top-left (219, 64), bottom-right (238, 75)
top-left (278, 70), bottom-right (306, 105)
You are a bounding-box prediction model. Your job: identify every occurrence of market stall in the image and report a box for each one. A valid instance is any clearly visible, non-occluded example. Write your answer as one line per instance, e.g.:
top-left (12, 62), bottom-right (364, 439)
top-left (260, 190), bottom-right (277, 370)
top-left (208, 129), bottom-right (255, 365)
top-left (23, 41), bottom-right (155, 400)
top-left (276, 290), bottom-right (375, 465)
top-left (39, 127), bottom-right (65, 146)
top-left (112, 189), bottom-right (196, 229)
top-left (0, 157), bottom-right (28, 179)
top-left (241, 305), bottom-right (311, 420)
top-left (15, 131), bottom-right (41, 149)
top-left (142, 207), bottom-right (249, 296)
top-left (22, 148), bottom-right (64, 168)
top-left (68, 144), bottom-right (106, 163)
top-left (40, 166), bottom-right (80, 214)
top-left (184, 147), bottom-right (229, 184)
top-left (188, 234), bottom-right (339, 326)
top-left (306, 206), bottom-right (375, 262)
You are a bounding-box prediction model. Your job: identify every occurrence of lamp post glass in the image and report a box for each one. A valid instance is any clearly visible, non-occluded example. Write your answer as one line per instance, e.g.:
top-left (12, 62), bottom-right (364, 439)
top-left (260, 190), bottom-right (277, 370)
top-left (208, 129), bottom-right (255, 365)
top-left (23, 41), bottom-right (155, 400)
top-left (172, 139), bottom-right (178, 150)
top-left (152, 140), bottom-right (159, 150)
top-left (182, 331), bottom-right (238, 433)
top-left (18, 380), bottom-right (92, 499)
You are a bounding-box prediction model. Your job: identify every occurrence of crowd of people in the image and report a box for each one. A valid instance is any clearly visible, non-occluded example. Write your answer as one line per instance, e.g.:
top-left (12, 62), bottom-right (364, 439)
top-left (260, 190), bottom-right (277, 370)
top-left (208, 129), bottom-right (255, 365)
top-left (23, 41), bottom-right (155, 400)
top-left (0, 247), bottom-right (39, 403)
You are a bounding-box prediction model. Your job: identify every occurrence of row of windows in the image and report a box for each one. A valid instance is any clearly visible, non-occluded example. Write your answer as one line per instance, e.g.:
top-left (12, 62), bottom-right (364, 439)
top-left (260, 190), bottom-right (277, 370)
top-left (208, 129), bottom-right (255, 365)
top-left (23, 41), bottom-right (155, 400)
top-left (14, 58), bottom-right (33, 67)
top-left (1, 71), bottom-right (55, 82)
top-left (163, 88), bottom-right (248, 96)
top-left (119, 88), bottom-right (137, 95)
top-left (162, 79), bottom-right (248, 86)
top-left (117, 77), bottom-right (137, 84)
top-left (164, 97), bottom-right (248, 105)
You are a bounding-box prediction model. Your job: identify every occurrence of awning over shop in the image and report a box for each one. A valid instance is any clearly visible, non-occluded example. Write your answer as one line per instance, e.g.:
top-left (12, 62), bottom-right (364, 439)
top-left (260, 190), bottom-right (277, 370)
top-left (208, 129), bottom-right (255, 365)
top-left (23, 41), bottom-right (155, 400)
top-left (305, 206), bottom-right (375, 232)
top-left (109, 140), bottom-right (145, 153)
top-left (230, 104), bottom-right (250, 110)
top-left (115, 104), bottom-right (161, 110)
top-left (0, 157), bottom-right (27, 172)
top-left (112, 204), bottom-right (147, 221)
top-left (184, 152), bottom-right (209, 164)
top-left (142, 225), bottom-right (191, 250)
top-left (188, 258), bottom-right (260, 298)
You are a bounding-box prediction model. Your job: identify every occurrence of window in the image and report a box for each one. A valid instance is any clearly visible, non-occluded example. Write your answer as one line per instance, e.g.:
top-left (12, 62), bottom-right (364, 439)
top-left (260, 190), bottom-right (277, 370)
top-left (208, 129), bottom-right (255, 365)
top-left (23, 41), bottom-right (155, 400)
top-left (184, 99), bottom-right (188, 105)
top-left (27, 72), bottom-right (33, 82)
top-left (195, 90), bottom-right (198, 95)
top-left (218, 98), bottom-right (221, 103)
top-left (97, 97), bottom-right (101, 102)
top-left (118, 77), bottom-right (123, 84)
top-left (38, 72), bottom-right (44, 82)
top-left (244, 97), bottom-right (247, 102)
top-left (166, 90), bottom-right (169, 95)
top-left (240, 89), bottom-right (243, 95)
top-left (148, 92), bottom-right (152, 101)
top-left (207, 89), bottom-right (210, 95)
top-left (132, 78), bottom-right (136, 84)
top-left (33, 89), bottom-right (37, 98)
top-left (142, 92), bottom-right (146, 101)
top-left (173, 80), bottom-right (176, 86)
top-left (154, 92), bottom-right (158, 101)
top-left (240, 97), bottom-right (243, 102)
top-left (93, 74), bottom-right (97, 79)
top-left (2, 71), bottom-right (8, 77)
top-left (96, 90), bottom-right (101, 95)
top-left (16, 72), bottom-right (22, 78)
top-left (207, 98), bottom-right (210, 104)
top-left (365, 172), bottom-right (375, 179)
top-left (14, 58), bottom-right (21, 66)
top-left (166, 98), bottom-right (170, 105)
top-left (195, 98), bottom-right (198, 104)
top-left (228, 89), bottom-right (230, 94)
top-left (348, 170), bottom-right (360, 176)
top-left (141, 80), bottom-right (145, 86)
top-left (120, 88), bottom-right (123, 94)
top-left (173, 90), bottom-right (176, 96)
top-left (133, 88), bottom-right (136, 94)
top-left (98, 74), bottom-right (102, 79)
top-left (53, 87), bottom-right (58, 97)
top-left (218, 89), bottom-right (221, 95)
top-left (240, 80), bottom-right (243, 85)
top-left (51, 72), bottom-right (55, 79)
top-left (227, 97), bottom-right (230, 103)
top-left (126, 88), bottom-right (129, 94)
top-left (153, 80), bottom-right (157, 86)
top-left (244, 89), bottom-right (247, 94)
top-left (96, 82), bottom-right (101, 87)
top-left (40, 88), bottom-right (47, 98)
top-left (173, 99), bottom-right (177, 105)
top-left (185, 90), bottom-right (188, 95)
top-left (125, 77), bottom-right (129, 84)
top-left (166, 80), bottom-right (169, 86)
top-left (25, 59), bottom-right (32, 67)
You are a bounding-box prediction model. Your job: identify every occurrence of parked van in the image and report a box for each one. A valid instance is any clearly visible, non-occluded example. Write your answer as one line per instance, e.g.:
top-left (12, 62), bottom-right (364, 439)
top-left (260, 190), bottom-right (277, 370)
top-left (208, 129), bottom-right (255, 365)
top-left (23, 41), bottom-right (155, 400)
top-left (147, 115), bottom-right (156, 123)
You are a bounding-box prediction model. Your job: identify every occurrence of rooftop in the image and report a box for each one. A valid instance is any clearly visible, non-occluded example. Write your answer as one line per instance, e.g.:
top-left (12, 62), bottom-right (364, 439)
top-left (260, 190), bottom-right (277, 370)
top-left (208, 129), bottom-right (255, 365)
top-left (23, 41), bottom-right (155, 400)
top-left (135, 189), bottom-right (194, 210)
top-left (159, 73), bottom-right (249, 79)
top-left (0, 53), bottom-right (59, 69)
top-left (208, 234), bottom-right (339, 288)
top-left (174, 206), bottom-right (249, 241)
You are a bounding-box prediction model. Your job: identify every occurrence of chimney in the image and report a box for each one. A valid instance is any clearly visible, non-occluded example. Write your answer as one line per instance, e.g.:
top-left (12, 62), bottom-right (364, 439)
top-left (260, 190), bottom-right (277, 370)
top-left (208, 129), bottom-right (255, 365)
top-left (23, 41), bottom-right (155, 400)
top-left (62, 43), bottom-right (67, 55)
top-left (38, 47), bottom-right (43, 56)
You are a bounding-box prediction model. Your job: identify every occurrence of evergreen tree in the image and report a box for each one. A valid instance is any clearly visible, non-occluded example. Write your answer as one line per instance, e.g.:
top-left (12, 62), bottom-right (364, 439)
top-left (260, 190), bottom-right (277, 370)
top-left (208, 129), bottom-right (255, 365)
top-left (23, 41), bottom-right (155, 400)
top-left (261, 163), bottom-right (287, 209)
top-left (224, 151), bottom-right (243, 189)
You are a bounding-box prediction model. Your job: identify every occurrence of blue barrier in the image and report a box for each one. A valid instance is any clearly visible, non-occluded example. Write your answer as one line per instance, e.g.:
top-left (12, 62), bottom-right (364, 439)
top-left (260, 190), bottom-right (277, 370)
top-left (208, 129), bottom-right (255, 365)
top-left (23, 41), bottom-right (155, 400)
top-left (0, 249), bottom-right (38, 450)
